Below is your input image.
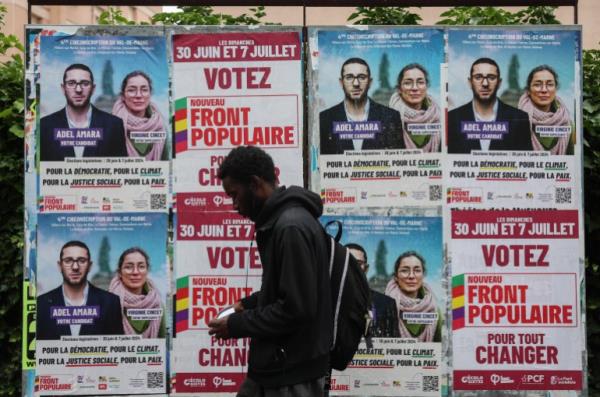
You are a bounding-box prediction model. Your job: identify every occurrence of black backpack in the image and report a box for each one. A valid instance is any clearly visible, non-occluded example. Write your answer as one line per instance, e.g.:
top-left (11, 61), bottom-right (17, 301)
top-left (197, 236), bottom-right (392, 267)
top-left (323, 220), bottom-right (372, 371)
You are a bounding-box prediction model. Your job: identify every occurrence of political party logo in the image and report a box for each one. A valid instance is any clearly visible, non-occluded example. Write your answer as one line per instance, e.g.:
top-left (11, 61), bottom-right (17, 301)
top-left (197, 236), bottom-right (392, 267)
top-left (320, 188), bottom-right (356, 205)
top-left (213, 194), bottom-right (233, 207)
top-left (183, 377), bottom-right (206, 388)
top-left (40, 195), bottom-right (77, 212)
top-left (490, 374), bottom-right (514, 385)
top-left (550, 375), bottom-right (576, 385)
top-left (521, 374), bottom-right (545, 385)
top-left (212, 376), bottom-right (236, 388)
top-left (447, 187), bottom-right (483, 204)
top-left (35, 376), bottom-right (74, 392)
top-left (460, 375), bottom-right (484, 384)
top-left (184, 196), bottom-right (207, 207)
top-left (330, 376), bottom-right (350, 391)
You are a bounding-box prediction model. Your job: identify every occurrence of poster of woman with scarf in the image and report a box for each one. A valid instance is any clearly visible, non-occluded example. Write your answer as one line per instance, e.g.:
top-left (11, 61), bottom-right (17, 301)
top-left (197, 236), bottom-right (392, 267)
top-left (322, 213), bottom-right (443, 396)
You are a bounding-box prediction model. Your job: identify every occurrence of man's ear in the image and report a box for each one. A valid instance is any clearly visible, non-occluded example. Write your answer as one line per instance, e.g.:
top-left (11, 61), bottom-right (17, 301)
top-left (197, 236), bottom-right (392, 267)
top-left (249, 175), bottom-right (261, 193)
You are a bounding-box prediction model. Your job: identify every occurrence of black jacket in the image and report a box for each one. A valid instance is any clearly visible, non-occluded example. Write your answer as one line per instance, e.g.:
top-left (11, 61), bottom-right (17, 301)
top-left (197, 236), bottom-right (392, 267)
top-left (40, 105), bottom-right (127, 161)
top-left (319, 99), bottom-right (404, 154)
top-left (36, 283), bottom-right (125, 340)
top-left (370, 290), bottom-right (400, 338)
top-left (228, 186), bottom-right (332, 387)
top-left (448, 99), bottom-right (532, 153)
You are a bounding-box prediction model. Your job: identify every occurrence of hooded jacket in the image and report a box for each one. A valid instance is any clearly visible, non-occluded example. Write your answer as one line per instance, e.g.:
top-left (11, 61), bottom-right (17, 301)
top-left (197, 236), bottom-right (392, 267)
top-left (227, 186), bottom-right (332, 388)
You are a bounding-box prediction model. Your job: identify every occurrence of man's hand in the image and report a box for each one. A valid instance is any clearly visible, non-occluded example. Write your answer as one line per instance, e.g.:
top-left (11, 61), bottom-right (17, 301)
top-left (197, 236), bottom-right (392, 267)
top-left (233, 301), bottom-right (244, 312)
top-left (208, 316), bottom-right (230, 339)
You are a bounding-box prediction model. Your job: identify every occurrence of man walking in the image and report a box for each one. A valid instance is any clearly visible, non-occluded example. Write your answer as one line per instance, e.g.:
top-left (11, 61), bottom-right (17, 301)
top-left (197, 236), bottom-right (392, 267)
top-left (208, 146), bottom-right (332, 397)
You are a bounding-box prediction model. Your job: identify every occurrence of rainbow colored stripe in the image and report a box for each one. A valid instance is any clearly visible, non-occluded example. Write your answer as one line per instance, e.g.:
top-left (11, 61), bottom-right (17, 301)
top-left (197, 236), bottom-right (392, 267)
top-left (174, 97), bottom-right (188, 154)
top-left (452, 274), bottom-right (465, 330)
top-left (175, 276), bottom-right (189, 334)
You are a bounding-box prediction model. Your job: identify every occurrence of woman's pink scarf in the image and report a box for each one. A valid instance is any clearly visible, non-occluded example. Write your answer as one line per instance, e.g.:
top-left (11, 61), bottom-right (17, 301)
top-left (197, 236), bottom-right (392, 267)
top-left (109, 275), bottom-right (162, 338)
top-left (112, 97), bottom-right (166, 161)
top-left (385, 278), bottom-right (438, 342)
top-left (518, 92), bottom-right (571, 155)
top-left (389, 92), bottom-right (441, 152)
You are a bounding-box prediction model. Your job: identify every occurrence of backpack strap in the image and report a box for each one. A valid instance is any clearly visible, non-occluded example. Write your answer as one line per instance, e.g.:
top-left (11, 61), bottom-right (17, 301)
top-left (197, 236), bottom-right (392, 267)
top-left (324, 220), bottom-right (343, 242)
top-left (331, 245), bottom-right (350, 348)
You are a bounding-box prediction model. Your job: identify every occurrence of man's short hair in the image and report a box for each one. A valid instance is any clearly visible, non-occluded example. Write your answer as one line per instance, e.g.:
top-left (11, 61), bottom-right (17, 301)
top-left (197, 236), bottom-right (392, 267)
top-left (469, 57), bottom-right (501, 79)
top-left (63, 64), bottom-right (94, 83)
top-left (60, 240), bottom-right (91, 260)
top-left (345, 243), bottom-right (367, 262)
top-left (340, 57), bottom-right (371, 78)
top-left (218, 145), bottom-right (276, 185)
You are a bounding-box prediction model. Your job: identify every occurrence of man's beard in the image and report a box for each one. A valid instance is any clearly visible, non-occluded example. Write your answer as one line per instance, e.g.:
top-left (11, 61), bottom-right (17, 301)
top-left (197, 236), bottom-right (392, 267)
top-left (246, 192), bottom-right (265, 222)
top-left (473, 85), bottom-right (499, 106)
top-left (62, 268), bottom-right (89, 288)
top-left (66, 95), bottom-right (91, 111)
top-left (344, 88), bottom-right (368, 105)
top-left (237, 188), bottom-right (265, 222)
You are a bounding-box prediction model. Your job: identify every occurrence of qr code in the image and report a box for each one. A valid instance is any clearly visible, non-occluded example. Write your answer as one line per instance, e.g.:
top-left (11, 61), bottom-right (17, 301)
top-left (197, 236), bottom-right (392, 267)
top-left (429, 185), bottom-right (442, 201)
top-left (151, 194), bottom-right (167, 210)
top-left (423, 375), bottom-right (439, 392)
top-left (556, 187), bottom-right (572, 204)
top-left (147, 371), bottom-right (164, 389)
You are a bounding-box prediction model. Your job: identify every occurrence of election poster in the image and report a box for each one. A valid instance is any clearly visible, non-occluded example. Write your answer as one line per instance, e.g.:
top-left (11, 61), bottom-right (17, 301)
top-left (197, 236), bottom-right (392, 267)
top-left (172, 200), bottom-right (261, 394)
top-left (171, 28), bottom-right (304, 196)
top-left (320, 214), bottom-right (444, 396)
top-left (446, 28), bottom-right (581, 210)
top-left (35, 212), bottom-right (168, 395)
top-left (170, 28), bottom-right (303, 394)
top-left (450, 209), bottom-right (584, 391)
top-left (38, 33), bottom-right (170, 212)
top-left (309, 27), bottom-right (445, 208)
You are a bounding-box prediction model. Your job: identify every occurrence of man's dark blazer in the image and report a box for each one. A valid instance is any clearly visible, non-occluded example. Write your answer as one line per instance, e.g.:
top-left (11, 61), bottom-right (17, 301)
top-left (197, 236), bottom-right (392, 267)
top-left (36, 283), bottom-right (125, 340)
top-left (369, 290), bottom-right (400, 338)
top-left (40, 105), bottom-right (127, 161)
top-left (448, 99), bottom-right (532, 153)
top-left (319, 99), bottom-right (404, 155)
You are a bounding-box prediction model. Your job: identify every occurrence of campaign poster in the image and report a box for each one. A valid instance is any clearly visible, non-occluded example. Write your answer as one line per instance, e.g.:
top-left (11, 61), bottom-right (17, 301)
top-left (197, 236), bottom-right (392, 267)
top-left (450, 209), bottom-right (584, 391)
top-left (309, 28), bottom-right (445, 208)
top-left (170, 28), bottom-right (304, 394)
top-left (446, 28), bottom-right (581, 210)
top-left (171, 29), bottom-right (304, 198)
top-left (320, 214), bottom-right (443, 396)
top-left (172, 199), bottom-right (261, 394)
top-left (35, 212), bottom-right (168, 395)
top-left (38, 34), bottom-right (170, 212)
